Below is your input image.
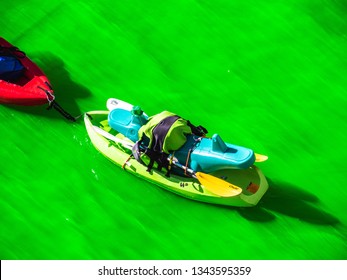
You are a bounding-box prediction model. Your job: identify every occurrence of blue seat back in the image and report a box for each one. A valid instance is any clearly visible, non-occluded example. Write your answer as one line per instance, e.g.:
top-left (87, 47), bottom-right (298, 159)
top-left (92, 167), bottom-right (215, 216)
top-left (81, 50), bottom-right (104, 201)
top-left (0, 55), bottom-right (24, 81)
top-left (108, 108), bottom-right (148, 142)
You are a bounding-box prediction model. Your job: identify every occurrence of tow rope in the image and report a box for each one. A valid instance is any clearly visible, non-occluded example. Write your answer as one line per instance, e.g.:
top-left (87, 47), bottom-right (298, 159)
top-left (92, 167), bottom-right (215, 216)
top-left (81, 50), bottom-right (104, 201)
top-left (38, 85), bottom-right (77, 122)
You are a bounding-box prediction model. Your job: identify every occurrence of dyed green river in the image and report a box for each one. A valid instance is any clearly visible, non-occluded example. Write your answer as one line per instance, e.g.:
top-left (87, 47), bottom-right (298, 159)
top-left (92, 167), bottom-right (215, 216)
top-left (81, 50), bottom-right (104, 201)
top-left (1, 0), bottom-right (346, 259)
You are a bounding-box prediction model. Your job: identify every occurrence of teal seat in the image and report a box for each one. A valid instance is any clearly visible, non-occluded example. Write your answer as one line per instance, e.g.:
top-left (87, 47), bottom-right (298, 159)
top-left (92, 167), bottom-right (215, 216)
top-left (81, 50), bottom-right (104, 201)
top-left (108, 107), bottom-right (148, 142)
top-left (174, 134), bottom-right (255, 173)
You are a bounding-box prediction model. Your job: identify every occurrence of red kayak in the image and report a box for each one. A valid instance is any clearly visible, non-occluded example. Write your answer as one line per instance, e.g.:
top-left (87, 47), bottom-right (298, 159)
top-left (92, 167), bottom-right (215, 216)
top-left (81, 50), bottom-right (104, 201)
top-left (0, 37), bottom-right (54, 106)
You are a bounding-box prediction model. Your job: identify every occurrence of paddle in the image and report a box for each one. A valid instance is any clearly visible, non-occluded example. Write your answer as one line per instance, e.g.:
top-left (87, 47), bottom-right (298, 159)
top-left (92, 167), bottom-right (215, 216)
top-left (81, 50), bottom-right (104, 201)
top-left (170, 159), bottom-right (242, 197)
top-left (92, 125), bottom-right (242, 197)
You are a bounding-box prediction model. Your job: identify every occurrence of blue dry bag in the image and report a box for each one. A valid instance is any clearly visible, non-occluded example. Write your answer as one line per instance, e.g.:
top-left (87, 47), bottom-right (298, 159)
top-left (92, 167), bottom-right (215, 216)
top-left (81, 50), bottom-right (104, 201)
top-left (0, 55), bottom-right (25, 81)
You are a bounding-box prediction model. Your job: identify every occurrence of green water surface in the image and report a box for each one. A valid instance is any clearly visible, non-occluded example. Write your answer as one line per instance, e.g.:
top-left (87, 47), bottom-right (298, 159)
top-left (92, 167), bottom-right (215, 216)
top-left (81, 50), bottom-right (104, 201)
top-left (1, 0), bottom-right (346, 260)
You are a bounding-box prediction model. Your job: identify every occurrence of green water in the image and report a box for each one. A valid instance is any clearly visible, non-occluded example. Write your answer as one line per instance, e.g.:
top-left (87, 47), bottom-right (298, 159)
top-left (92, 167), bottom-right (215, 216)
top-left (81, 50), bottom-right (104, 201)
top-left (1, 0), bottom-right (346, 260)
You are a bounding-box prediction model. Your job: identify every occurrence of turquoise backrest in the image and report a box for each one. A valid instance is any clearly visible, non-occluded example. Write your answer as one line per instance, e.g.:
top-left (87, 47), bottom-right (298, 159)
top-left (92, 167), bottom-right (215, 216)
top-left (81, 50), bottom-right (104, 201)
top-left (174, 134), bottom-right (255, 172)
top-left (108, 108), bottom-right (148, 142)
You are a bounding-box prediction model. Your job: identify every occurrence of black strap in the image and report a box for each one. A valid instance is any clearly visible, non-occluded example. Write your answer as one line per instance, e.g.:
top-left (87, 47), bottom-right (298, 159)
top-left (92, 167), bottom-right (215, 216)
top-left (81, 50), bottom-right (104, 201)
top-left (150, 115), bottom-right (180, 152)
top-left (132, 115), bottom-right (179, 175)
top-left (145, 115), bottom-right (179, 174)
top-left (187, 121), bottom-right (208, 136)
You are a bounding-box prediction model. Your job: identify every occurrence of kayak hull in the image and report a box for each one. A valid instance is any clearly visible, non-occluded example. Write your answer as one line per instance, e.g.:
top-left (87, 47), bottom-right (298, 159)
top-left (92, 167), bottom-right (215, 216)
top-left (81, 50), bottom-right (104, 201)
top-left (85, 111), bottom-right (269, 207)
top-left (0, 37), bottom-right (53, 106)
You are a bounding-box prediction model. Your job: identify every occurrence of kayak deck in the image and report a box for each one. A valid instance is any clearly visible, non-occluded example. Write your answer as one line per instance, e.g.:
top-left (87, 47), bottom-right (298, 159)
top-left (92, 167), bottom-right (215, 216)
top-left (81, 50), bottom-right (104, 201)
top-left (85, 111), bottom-right (269, 207)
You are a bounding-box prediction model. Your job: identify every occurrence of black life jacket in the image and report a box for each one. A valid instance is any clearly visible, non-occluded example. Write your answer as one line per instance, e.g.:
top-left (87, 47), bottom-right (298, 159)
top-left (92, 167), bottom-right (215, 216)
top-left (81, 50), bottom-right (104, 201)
top-left (132, 111), bottom-right (208, 177)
